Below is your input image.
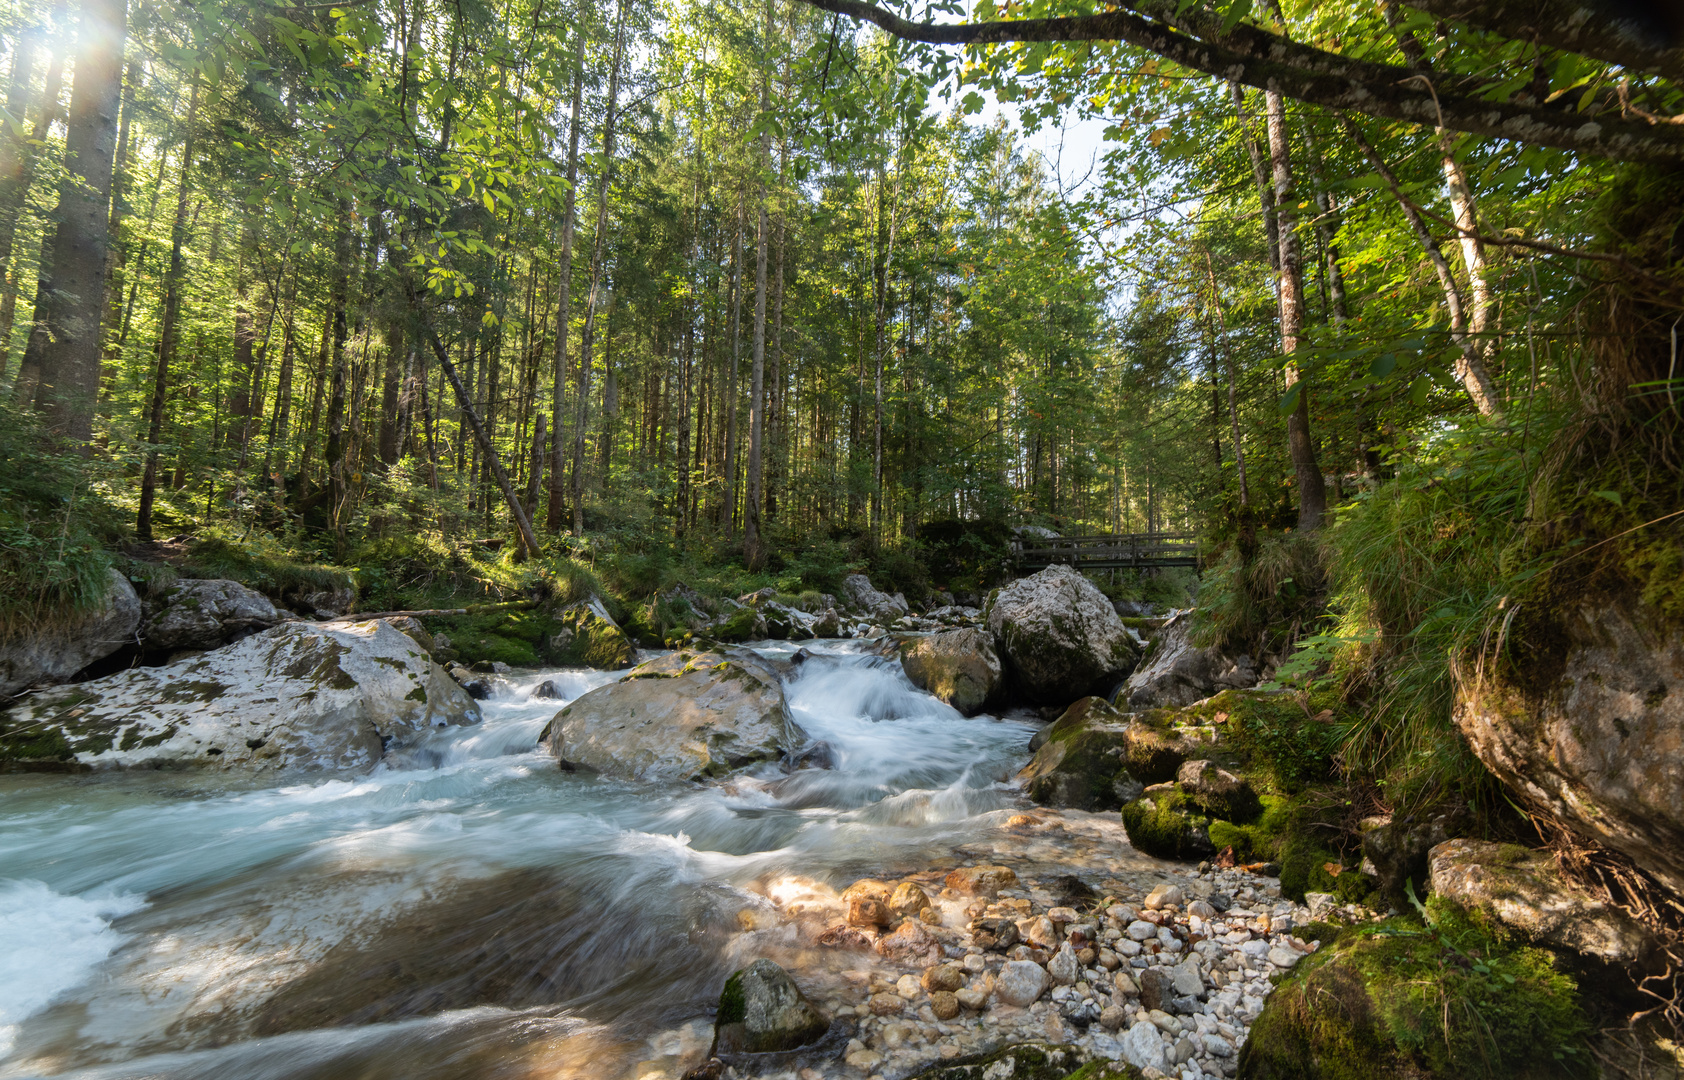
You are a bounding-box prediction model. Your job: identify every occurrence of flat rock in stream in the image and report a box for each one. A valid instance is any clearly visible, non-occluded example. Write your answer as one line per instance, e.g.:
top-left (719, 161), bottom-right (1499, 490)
top-left (544, 647), bottom-right (801, 781)
top-left (0, 619), bottom-right (480, 771)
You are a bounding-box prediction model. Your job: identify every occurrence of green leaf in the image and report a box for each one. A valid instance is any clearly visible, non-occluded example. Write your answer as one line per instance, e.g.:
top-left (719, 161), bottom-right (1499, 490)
top-left (1219, 0), bottom-right (1253, 34)
top-left (1278, 382), bottom-right (1302, 415)
top-left (1591, 490), bottom-right (1623, 506)
top-left (1410, 376), bottom-right (1431, 406)
top-left (1370, 353), bottom-right (1397, 379)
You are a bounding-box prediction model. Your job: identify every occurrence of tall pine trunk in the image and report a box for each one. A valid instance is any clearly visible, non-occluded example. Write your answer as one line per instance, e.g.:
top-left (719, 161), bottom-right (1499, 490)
top-left (744, 0), bottom-right (773, 568)
top-left (0, 41), bottom-right (63, 390)
top-left (136, 80), bottom-right (197, 542)
top-left (26, 0), bottom-right (126, 444)
top-left (545, 25), bottom-right (585, 533)
top-left (570, 0), bottom-right (627, 536)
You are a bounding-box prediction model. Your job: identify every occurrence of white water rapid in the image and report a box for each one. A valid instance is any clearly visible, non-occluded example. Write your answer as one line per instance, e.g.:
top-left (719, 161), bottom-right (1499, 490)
top-left (0, 641), bottom-right (1056, 1080)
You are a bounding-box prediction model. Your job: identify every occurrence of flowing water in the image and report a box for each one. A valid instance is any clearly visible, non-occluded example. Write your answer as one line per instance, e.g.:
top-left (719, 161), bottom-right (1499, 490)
top-left (0, 641), bottom-right (1084, 1080)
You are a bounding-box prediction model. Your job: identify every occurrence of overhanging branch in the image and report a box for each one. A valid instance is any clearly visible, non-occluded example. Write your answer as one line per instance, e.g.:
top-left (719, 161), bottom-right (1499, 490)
top-left (794, 0), bottom-right (1684, 162)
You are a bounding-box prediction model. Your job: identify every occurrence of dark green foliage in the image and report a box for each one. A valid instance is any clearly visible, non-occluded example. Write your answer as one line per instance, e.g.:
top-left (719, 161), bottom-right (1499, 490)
top-left (1237, 898), bottom-right (1590, 1080)
top-left (0, 404), bottom-right (119, 641)
top-left (918, 518), bottom-right (1013, 592)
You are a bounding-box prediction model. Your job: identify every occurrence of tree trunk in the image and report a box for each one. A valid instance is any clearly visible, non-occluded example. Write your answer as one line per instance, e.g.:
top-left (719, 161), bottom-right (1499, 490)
top-left (1340, 116), bottom-right (1504, 418)
top-left (26, 0), bottom-right (125, 444)
top-left (570, 0), bottom-right (628, 536)
top-left (546, 25), bottom-right (585, 533)
top-left (526, 411), bottom-right (546, 520)
top-left (136, 79), bottom-right (197, 542)
top-left (415, 304), bottom-right (541, 559)
top-left (324, 207), bottom-right (353, 543)
top-left (1264, 89), bottom-right (1326, 530)
top-left (744, 0), bottom-right (773, 569)
top-left (722, 199), bottom-right (743, 534)
top-left (0, 41), bottom-right (63, 391)
top-left (98, 56), bottom-right (139, 401)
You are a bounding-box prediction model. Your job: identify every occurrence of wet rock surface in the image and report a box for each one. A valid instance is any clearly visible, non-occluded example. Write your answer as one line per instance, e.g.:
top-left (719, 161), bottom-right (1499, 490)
top-left (900, 628), bottom-right (1003, 716)
top-left (543, 647), bottom-right (800, 780)
top-left (0, 619), bottom-right (480, 770)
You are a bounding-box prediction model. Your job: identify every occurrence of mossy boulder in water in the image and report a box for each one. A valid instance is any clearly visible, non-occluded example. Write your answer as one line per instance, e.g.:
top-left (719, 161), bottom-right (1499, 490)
top-left (900, 627), bottom-right (1002, 716)
top-left (0, 620), bottom-right (480, 771)
top-left (709, 959), bottom-right (828, 1056)
top-left (985, 565), bottom-right (1140, 706)
top-left (1236, 898), bottom-right (1589, 1080)
top-left (1017, 697), bottom-right (1142, 810)
top-left (542, 597), bottom-right (635, 669)
top-left (543, 647), bottom-right (800, 781)
top-left (1120, 788), bottom-right (1216, 861)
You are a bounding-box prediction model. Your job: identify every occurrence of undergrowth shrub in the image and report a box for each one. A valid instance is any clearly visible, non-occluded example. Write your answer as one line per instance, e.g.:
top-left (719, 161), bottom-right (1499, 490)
top-left (0, 405), bottom-right (120, 640)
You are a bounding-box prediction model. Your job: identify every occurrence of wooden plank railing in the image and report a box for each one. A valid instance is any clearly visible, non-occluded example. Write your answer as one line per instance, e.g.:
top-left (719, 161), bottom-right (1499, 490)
top-left (1012, 532), bottom-right (1202, 570)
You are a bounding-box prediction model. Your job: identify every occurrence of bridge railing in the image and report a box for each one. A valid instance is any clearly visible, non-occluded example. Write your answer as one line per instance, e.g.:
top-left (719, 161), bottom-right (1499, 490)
top-left (1012, 532), bottom-right (1202, 569)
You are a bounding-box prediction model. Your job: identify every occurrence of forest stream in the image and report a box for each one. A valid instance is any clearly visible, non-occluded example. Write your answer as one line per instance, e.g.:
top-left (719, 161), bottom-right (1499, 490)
top-left (0, 640), bottom-right (1194, 1080)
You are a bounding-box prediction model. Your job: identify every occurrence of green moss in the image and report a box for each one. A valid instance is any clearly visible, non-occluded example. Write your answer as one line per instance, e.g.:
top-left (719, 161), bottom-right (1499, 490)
top-left (717, 970), bottom-right (746, 1026)
top-left (1120, 790), bottom-right (1215, 861)
top-left (1207, 793), bottom-right (1294, 862)
top-left (423, 609), bottom-right (553, 667)
top-left (159, 680), bottom-right (230, 704)
top-left (405, 686), bottom-right (428, 702)
top-left (543, 601), bottom-right (634, 668)
top-left (711, 606), bottom-right (761, 642)
top-left (1237, 898), bottom-right (1590, 1080)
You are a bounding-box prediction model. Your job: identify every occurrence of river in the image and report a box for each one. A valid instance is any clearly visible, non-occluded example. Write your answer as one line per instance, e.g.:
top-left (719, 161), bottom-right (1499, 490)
top-left (0, 640), bottom-right (1091, 1080)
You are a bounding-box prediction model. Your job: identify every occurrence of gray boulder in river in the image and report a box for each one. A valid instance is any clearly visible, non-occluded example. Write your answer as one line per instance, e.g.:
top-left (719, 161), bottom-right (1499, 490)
top-left (899, 626), bottom-right (1001, 715)
top-left (0, 568), bottom-right (141, 698)
top-left (1117, 613), bottom-right (1258, 710)
top-left (1454, 595), bottom-right (1684, 899)
top-left (544, 647), bottom-right (801, 781)
top-left (985, 564), bottom-right (1140, 705)
top-left (141, 577), bottom-right (284, 653)
top-left (0, 619), bottom-right (480, 771)
top-left (709, 958), bottom-right (829, 1056)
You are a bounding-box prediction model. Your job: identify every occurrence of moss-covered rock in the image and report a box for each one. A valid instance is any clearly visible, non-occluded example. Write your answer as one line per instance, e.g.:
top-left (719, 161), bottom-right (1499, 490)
top-left (1236, 898), bottom-right (1590, 1080)
top-left (1207, 793), bottom-right (1294, 863)
top-left (1176, 758), bottom-right (1262, 822)
top-left (901, 627), bottom-right (1002, 716)
top-left (1149, 688), bottom-right (1344, 792)
top-left (1120, 789), bottom-right (1216, 861)
top-left (542, 598), bottom-right (635, 669)
top-left (709, 959), bottom-right (828, 1056)
top-left (1017, 697), bottom-right (1140, 810)
top-left (423, 608), bottom-right (552, 667)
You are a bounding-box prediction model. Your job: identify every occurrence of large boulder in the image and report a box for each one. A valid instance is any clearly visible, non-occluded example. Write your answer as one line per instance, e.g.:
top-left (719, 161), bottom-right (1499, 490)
top-left (1428, 838), bottom-right (1656, 967)
top-left (985, 565), bottom-right (1139, 705)
top-left (900, 627), bottom-right (1002, 716)
top-left (1453, 596), bottom-right (1684, 899)
top-left (841, 574), bottom-right (909, 621)
top-left (1117, 614), bottom-right (1258, 710)
top-left (543, 647), bottom-right (801, 781)
top-left (1018, 697), bottom-right (1147, 810)
top-left (141, 577), bottom-right (283, 652)
top-left (0, 569), bottom-right (141, 699)
top-left (0, 620), bottom-right (480, 771)
top-left (542, 597), bottom-right (635, 669)
top-left (710, 959), bottom-right (828, 1056)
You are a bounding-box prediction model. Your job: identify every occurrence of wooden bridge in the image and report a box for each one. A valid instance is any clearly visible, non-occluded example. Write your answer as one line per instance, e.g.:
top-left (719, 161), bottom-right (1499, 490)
top-left (1012, 532), bottom-right (1202, 571)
